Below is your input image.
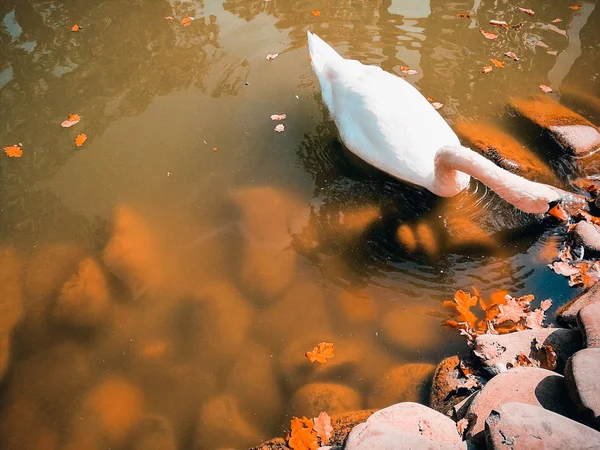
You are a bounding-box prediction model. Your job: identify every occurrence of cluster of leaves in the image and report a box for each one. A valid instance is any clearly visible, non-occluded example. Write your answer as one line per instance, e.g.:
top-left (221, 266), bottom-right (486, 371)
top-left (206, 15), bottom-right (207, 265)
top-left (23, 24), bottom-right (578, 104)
top-left (443, 288), bottom-right (552, 343)
top-left (305, 342), bottom-right (335, 363)
top-left (287, 412), bottom-right (332, 449)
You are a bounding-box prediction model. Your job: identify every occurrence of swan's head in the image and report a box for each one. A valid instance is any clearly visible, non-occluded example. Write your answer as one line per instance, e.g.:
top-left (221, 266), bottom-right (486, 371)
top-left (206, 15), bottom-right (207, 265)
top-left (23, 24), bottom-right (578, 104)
top-left (545, 187), bottom-right (589, 221)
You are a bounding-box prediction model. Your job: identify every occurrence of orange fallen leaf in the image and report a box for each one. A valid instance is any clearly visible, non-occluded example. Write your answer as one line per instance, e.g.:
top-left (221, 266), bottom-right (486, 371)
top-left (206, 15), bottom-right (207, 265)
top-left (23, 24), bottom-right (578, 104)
top-left (287, 417), bottom-right (319, 450)
top-left (61, 113), bottom-right (81, 128)
top-left (490, 58), bottom-right (504, 68)
top-left (270, 114), bottom-right (287, 121)
top-left (266, 53), bottom-right (279, 61)
top-left (4, 144), bottom-right (22, 158)
top-left (480, 65), bottom-right (493, 74)
top-left (212, 147), bottom-right (217, 152)
top-left (313, 412), bottom-right (333, 445)
top-left (181, 17), bottom-right (193, 26)
top-left (274, 124), bottom-right (285, 132)
top-left (480, 30), bottom-right (498, 39)
top-left (539, 84), bottom-right (553, 93)
top-left (443, 290), bottom-right (479, 328)
top-left (517, 7), bottom-right (535, 15)
top-left (489, 19), bottom-right (508, 28)
top-left (305, 342), bottom-right (334, 364)
top-left (400, 66), bottom-right (418, 75)
top-left (456, 13), bottom-right (470, 18)
top-left (75, 134), bottom-right (87, 147)
top-left (70, 24), bottom-right (81, 32)
top-left (569, 5), bottom-right (581, 10)
top-left (311, 10), bottom-right (321, 17)
top-left (551, 18), bottom-right (563, 23)
top-left (503, 51), bottom-right (519, 61)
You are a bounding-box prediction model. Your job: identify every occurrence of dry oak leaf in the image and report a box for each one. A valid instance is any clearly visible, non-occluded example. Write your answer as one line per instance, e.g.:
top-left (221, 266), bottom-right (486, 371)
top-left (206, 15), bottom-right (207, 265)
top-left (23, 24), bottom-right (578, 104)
top-left (518, 7), bottom-right (535, 15)
top-left (305, 342), bottom-right (335, 364)
top-left (311, 10), bottom-right (321, 17)
top-left (400, 66), bottom-right (418, 75)
top-left (490, 58), bottom-right (505, 68)
top-left (489, 19), bottom-right (509, 28)
top-left (288, 417), bottom-right (319, 450)
top-left (75, 134), bottom-right (87, 147)
top-left (266, 53), bottom-right (279, 61)
top-left (540, 299), bottom-right (552, 311)
top-left (444, 290), bottom-right (479, 327)
top-left (480, 65), bottom-right (493, 74)
top-left (61, 113), bottom-right (81, 128)
top-left (70, 24), bottom-right (82, 32)
top-left (539, 84), bottom-right (553, 93)
top-left (313, 412), bottom-right (333, 445)
top-left (569, 5), bottom-right (581, 10)
top-left (274, 124), bottom-right (285, 132)
top-left (4, 144), bottom-right (22, 158)
top-left (270, 114), bottom-right (287, 121)
top-left (456, 13), bottom-right (470, 18)
top-left (181, 17), bottom-right (194, 26)
top-left (504, 51), bottom-right (519, 61)
top-left (495, 295), bottom-right (531, 324)
top-left (480, 30), bottom-right (498, 39)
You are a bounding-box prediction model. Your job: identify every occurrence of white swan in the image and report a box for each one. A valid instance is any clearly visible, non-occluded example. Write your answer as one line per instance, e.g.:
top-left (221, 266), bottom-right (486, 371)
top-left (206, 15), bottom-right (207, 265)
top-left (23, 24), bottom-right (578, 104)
top-left (307, 31), bottom-right (579, 220)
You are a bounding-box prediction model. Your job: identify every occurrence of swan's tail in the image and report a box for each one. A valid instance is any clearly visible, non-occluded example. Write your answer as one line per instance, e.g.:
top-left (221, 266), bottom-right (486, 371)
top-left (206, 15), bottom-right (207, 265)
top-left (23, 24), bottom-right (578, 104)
top-left (307, 31), bottom-right (343, 74)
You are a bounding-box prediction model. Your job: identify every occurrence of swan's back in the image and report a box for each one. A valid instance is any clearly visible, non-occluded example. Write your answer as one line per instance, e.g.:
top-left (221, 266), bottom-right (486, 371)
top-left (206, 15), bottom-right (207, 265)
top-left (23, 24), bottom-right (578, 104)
top-left (307, 31), bottom-right (462, 191)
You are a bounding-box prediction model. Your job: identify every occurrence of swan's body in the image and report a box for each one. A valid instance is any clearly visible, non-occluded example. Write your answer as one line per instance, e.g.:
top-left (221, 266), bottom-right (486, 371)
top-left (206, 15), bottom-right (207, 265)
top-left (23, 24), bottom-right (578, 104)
top-left (306, 31), bottom-right (577, 218)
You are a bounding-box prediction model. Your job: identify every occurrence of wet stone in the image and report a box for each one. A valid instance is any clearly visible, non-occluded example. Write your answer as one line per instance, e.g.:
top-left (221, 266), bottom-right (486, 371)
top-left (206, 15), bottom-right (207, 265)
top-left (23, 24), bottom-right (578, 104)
top-left (578, 303), bottom-right (600, 348)
top-left (558, 282), bottom-right (600, 326)
top-left (473, 328), bottom-right (582, 375)
top-left (565, 348), bottom-right (600, 429)
top-left (368, 363), bottom-right (436, 409)
top-left (126, 416), bottom-right (177, 450)
top-left (429, 356), bottom-right (478, 415)
top-left (0, 248), bottom-right (23, 382)
top-left (248, 438), bottom-right (290, 450)
top-left (463, 366), bottom-right (571, 442)
top-left (328, 409), bottom-right (376, 446)
top-left (485, 402), bottom-right (600, 450)
top-left (289, 383), bottom-right (362, 418)
top-left (455, 120), bottom-right (557, 183)
top-left (573, 220), bottom-right (600, 253)
top-left (509, 95), bottom-right (600, 155)
top-left (380, 305), bottom-right (443, 353)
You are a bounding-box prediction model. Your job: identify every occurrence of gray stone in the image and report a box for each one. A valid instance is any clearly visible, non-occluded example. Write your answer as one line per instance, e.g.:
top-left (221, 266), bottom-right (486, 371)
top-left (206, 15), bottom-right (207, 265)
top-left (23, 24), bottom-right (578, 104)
top-left (557, 282), bottom-right (600, 326)
top-left (485, 402), bottom-right (600, 449)
top-left (578, 303), bottom-right (600, 348)
top-left (473, 328), bottom-right (581, 375)
top-left (463, 367), bottom-right (571, 442)
top-left (565, 348), bottom-right (600, 429)
top-left (573, 221), bottom-right (600, 253)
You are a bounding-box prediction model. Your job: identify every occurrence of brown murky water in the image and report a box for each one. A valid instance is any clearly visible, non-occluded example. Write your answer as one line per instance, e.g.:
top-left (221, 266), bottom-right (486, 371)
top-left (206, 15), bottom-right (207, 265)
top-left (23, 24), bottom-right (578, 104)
top-left (1, 0), bottom-right (599, 448)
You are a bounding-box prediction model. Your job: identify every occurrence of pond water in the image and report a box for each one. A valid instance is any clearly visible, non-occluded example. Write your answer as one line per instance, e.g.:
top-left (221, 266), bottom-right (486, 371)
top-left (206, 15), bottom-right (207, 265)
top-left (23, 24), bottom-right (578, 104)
top-left (0, 0), bottom-right (598, 449)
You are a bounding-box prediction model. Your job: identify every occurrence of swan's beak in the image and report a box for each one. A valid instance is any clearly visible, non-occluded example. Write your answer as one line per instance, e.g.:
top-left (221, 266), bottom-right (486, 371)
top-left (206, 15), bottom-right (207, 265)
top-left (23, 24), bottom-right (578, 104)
top-left (547, 202), bottom-right (569, 221)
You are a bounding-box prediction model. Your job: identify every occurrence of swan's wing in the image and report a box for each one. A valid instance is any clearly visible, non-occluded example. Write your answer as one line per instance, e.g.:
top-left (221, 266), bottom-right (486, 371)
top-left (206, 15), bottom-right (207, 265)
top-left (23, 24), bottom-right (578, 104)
top-left (326, 59), bottom-right (461, 189)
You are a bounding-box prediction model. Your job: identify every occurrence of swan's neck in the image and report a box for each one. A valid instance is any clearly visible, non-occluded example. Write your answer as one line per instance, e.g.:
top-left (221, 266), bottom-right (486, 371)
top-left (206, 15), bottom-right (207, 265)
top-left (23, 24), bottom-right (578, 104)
top-left (434, 146), bottom-right (560, 214)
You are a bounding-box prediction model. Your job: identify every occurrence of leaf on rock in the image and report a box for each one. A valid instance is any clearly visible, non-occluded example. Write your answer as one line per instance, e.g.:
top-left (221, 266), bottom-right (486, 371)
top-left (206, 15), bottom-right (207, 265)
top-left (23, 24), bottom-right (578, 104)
top-left (579, 210), bottom-right (600, 225)
top-left (535, 341), bottom-right (557, 370)
top-left (270, 114), bottom-right (287, 121)
top-left (480, 65), bottom-right (493, 74)
top-left (274, 124), bottom-right (285, 132)
top-left (311, 10), bottom-right (321, 17)
top-left (495, 295), bottom-right (532, 324)
top-left (75, 134), bottom-right (87, 147)
top-left (518, 7), bottom-right (535, 15)
top-left (313, 412), bottom-right (333, 445)
top-left (4, 144), bottom-right (22, 158)
top-left (489, 20), bottom-right (509, 28)
top-left (490, 58), bottom-right (505, 68)
top-left (456, 13), bottom-right (470, 18)
top-left (181, 17), bottom-right (194, 26)
top-left (266, 53), bottom-right (279, 61)
top-left (288, 417), bottom-right (319, 450)
top-left (305, 342), bottom-right (335, 364)
top-left (400, 66), bottom-right (418, 75)
top-left (480, 30), bottom-right (498, 39)
top-left (525, 308), bottom-right (546, 329)
top-left (516, 352), bottom-right (534, 366)
top-left (504, 51), bottom-right (519, 61)
top-left (61, 113), bottom-right (81, 128)
top-left (539, 84), bottom-right (553, 93)
top-left (540, 299), bottom-right (552, 311)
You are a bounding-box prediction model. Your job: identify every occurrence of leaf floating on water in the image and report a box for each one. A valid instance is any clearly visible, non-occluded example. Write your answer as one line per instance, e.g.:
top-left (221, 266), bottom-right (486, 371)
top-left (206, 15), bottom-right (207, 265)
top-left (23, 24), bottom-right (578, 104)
top-left (287, 417), bottom-right (319, 450)
top-left (274, 124), bottom-right (285, 132)
top-left (270, 114), bottom-right (287, 121)
top-left (4, 144), bottom-right (22, 158)
top-left (552, 18), bottom-right (563, 23)
top-left (539, 84), bottom-right (553, 93)
top-left (456, 418), bottom-right (469, 437)
top-left (212, 147), bottom-right (217, 152)
top-left (540, 299), bottom-right (552, 311)
top-left (400, 66), bottom-right (418, 75)
top-left (181, 17), bottom-right (194, 26)
top-left (503, 51), bottom-right (520, 61)
top-left (432, 102), bottom-right (444, 110)
top-left (305, 342), bottom-right (334, 364)
top-left (480, 65), bottom-right (493, 74)
top-left (61, 113), bottom-right (81, 128)
top-left (490, 58), bottom-right (505, 68)
top-left (266, 53), bottom-right (279, 61)
top-left (443, 290), bottom-right (479, 328)
top-left (518, 7), bottom-right (535, 16)
top-left (456, 13), bottom-right (470, 18)
top-left (75, 134), bottom-right (87, 147)
top-left (548, 23), bottom-right (567, 37)
top-left (489, 20), bottom-right (509, 28)
top-left (313, 412), bottom-right (333, 445)
top-left (480, 29), bottom-right (498, 39)
top-left (311, 10), bottom-right (321, 17)
top-left (70, 24), bottom-right (82, 32)
top-left (569, 5), bottom-right (581, 10)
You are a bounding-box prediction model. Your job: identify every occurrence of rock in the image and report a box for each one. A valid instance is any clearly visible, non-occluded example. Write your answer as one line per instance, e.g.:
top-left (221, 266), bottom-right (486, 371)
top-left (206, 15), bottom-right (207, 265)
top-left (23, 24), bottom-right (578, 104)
top-left (196, 394), bottom-right (263, 449)
top-left (455, 120), bottom-right (556, 183)
top-left (473, 328), bottom-right (582, 375)
top-left (463, 366), bottom-right (571, 441)
top-left (429, 356), bottom-right (480, 415)
top-left (579, 303), bottom-right (600, 348)
top-left (329, 410), bottom-right (376, 446)
top-left (573, 221), bottom-right (600, 253)
top-left (53, 257), bottom-right (111, 328)
top-left (565, 348), bottom-right (600, 429)
top-left (509, 95), bottom-right (600, 155)
top-left (485, 402), bottom-right (600, 449)
top-left (558, 282), bottom-right (600, 326)
top-left (368, 364), bottom-right (436, 409)
top-left (289, 383), bottom-right (362, 418)
top-left (345, 402), bottom-right (465, 449)
top-left (232, 187), bottom-right (307, 302)
top-left (103, 206), bottom-right (164, 296)
top-left (248, 438), bottom-right (290, 450)
top-left (126, 416), bottom-right (177, 450)
top-left (380, 305), bottom-right (444, 353)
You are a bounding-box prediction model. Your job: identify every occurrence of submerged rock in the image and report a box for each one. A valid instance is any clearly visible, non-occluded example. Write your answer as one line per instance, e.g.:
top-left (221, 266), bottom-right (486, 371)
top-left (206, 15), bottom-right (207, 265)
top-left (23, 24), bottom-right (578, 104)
top-left (380, 305), bottom-right (443, 353)
top-left (463, 366), bottom-right (571, 441)
top-left (565, 348), bottom-right (600, 429)
top-left (126, 416), bottom-right (177, 450)
top-left (579, 303), bottom-right (600, 348)
top-left (345, 402), bottom-right (465, 449)
top-left (368, 363), bottom-right (436, 409)
top-left (485, 402), bottom-right (600, 449)
top-left (0, 248), bottom-right (23, 381)
top-left (429, 356), bottom-right (480, 415)
top-left (557, 282), bottom-right (600, 326)
top-left (289, 383), bottom-right (362, 418)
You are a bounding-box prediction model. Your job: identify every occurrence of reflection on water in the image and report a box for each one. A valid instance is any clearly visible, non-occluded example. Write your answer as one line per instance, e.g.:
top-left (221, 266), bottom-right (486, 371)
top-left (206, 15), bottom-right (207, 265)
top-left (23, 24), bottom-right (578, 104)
top-left (0, 0), bottom-right (598, 448)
